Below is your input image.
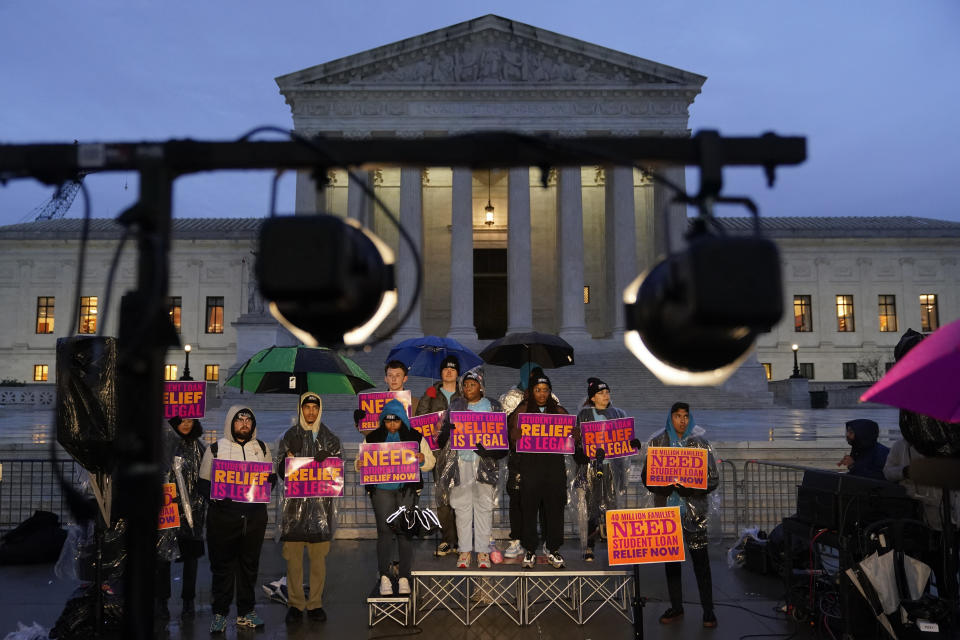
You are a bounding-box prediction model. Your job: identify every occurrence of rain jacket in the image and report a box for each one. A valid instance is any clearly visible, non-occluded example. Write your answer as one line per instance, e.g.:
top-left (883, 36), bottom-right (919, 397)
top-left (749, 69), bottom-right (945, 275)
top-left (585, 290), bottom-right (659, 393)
top-left (416, 381), bottom-right (461, 417)
top-left (507, 394), bottom-right (571, 482)
top-left (641, 411), bottom-right (719, 550)
top-left (198, 404), bottom-right (273, 512)
top-left (162, 418), bottom-right (208, 545)
top-left (846, 419), bottom-right (890, 480)
top-left (275, 392), bottom-right (342, 543)
top-left (573, 405), bottom-right (629, 515)
top-left (356, 398), bottom-right (435, 495)
top-left (436, 367), bottom-right (507, 489)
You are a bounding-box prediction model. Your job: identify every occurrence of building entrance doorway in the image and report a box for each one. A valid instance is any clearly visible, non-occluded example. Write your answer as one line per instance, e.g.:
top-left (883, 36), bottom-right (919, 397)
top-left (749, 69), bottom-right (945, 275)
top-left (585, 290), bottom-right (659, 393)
top-left (474, 249), bottom-right (507, 340)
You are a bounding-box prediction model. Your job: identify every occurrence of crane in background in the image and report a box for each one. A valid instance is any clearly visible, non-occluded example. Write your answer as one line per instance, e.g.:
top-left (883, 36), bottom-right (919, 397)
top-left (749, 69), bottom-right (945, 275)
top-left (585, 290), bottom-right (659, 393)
top-left (30, 172), bottom-right (88, 221)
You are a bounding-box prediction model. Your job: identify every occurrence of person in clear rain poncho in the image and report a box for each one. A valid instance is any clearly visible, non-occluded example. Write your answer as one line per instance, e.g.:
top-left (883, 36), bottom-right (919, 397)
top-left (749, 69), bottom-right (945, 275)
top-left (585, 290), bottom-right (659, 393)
top-left (641, 402), bottom-right (720, 629)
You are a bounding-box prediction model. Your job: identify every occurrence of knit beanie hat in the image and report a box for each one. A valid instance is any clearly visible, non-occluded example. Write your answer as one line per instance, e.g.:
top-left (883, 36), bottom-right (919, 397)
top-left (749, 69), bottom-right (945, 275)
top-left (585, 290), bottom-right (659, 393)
top-left (587, 377), bottom-right (609, 400)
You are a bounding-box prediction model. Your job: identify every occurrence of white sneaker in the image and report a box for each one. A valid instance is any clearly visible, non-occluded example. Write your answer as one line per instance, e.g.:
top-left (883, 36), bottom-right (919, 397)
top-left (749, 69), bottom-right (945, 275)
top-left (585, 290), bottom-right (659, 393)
top-left (397, 577), bottom-right (411, 595)
top-left (504, 539), bottom-right (523, 558)
top-left (379, 575), bottom-right (393, 596)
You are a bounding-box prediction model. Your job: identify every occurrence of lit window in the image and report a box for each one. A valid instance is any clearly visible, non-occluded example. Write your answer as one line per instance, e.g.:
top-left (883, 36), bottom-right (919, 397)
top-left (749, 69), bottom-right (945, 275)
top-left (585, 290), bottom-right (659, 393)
top-left (836, 295), bottom-right (855, 332)
top-left (798, 363), bottom-right (815, 379)
top-left (583, 286), bottom-right (590, 304)
top-left (33, 364), bottom-right (48, 382)
top-left (877, 295), bottom-right (897, 332)
top-left (205, 296), bottom-right (224, 334)
top-left (78, 296), bottom-right (98, 334)
top-left (793, 295), bottom-right (812, 332)
top-left (842, 362), bottom-right (858, 380)
top-left (205, 364), bottom-right (220, 382)
top-left (168, 296), bottom-right (182, 333)
top-left (164, 364), bottom-right (178, 381)
top-left (919, 294), bottom-right (939, 332)
top-left (761, 363), bottom-right (772, 381)
top-left (36, 297), bottom-right (55, 334)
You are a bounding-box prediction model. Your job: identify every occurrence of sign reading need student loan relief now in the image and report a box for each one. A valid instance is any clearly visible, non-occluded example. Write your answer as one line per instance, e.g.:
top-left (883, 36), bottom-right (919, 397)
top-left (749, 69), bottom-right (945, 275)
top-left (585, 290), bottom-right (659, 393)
top-left (606, 508), bottom-right (685, 565)
top-left (163, 381), bottom-right (206, 419)
top-left (448, 411), bottom-right (508, 450)
top-left (158, 483), bottom-right (180, 530)
top-left (359, 441), bottom-right (420, 485)
top-left (645, 446), bottom-right (709, 490)
top-left (515, 413), bottom-right (577, 453)
top-left (210, 459), bottom-right (272, 503)
top-left (357, 390), bottom-right (412, 433)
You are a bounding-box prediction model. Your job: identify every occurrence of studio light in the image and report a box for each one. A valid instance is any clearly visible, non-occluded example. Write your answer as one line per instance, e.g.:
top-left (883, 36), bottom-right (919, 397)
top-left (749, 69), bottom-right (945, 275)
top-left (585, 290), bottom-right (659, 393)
top-left (623, 227), bottom-right (783, 385)
top-left (256, 214), bottom-right (397, 348)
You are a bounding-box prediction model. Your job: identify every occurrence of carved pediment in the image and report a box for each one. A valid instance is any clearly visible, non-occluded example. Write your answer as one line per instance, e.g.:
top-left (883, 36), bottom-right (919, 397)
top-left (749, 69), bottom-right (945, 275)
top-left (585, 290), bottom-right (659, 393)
top-left (278, 15), bottom-right (704, 90)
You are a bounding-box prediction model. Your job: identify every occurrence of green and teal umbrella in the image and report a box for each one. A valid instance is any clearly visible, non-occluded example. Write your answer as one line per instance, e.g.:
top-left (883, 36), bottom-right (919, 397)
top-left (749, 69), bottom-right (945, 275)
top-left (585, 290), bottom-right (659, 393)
top-left (224, 345), bottom-right (374, 395)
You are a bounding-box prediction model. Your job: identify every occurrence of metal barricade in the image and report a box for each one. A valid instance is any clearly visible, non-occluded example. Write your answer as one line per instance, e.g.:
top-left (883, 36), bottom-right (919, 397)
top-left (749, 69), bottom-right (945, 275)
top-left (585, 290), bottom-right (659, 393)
top-left (0, 458), bottom-right (84, 531)
top-left (741, 460), bottom-right (813, 533)
top-left (716, 459), bottom-right (738, 539)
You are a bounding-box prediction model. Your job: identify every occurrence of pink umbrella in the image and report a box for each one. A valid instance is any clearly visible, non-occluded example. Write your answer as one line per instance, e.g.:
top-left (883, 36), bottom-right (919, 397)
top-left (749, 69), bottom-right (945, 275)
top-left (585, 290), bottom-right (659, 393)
top-left (860, 318), bottom-right (960, 422)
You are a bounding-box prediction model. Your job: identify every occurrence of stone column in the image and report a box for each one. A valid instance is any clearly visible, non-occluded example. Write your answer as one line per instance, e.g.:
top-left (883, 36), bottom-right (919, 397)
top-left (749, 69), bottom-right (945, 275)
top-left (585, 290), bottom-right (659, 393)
top-left (556, 167), bottom-right (590, 343)
top-left (604, 166), bottom-right (637, 337)
top-left (507, 167), bottom-right (534, 334)
top-left (653, 164), bottom-right (688, 257)
top-left (347, 170), bottom-right (373, 226)
top-left (393, 167), bottom-right (423, 338)
top-left (446, 167), bottom-right (477, 340)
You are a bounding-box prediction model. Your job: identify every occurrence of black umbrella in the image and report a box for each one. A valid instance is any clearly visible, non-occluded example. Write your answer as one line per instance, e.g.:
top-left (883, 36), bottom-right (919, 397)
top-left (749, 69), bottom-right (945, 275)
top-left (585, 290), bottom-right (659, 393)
top-left (479, 331), bottom-right (575, 369)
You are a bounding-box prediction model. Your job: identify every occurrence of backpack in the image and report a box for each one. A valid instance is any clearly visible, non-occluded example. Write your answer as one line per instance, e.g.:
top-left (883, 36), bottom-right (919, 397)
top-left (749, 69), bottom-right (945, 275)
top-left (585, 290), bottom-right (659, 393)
top-left (210, 439), bottom-right (266, 458)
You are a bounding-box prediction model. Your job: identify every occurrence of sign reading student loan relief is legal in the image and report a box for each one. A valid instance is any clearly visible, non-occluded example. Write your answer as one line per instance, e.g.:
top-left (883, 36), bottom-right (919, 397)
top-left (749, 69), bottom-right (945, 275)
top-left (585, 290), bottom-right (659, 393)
top-left (448, 412), bottom-right (508, 450)
top-left (606, 508), bottom-right (685, 565)
top-left (163, 381), bottom-right (206, 419)
top-left (515, 413), bottom-right (577, 454)
top-left (580, 417), bottom-right (637, 459)
top-left (645, 446), bottom-right (709, 490)
top-left (358, 441), bottom-right (420, 485)
top-left (284, 457), bottom-right (344, 498)
top-left (357, 390), bottom-right (412, 433)
top-left (210, 459), bottom-right (272, 503)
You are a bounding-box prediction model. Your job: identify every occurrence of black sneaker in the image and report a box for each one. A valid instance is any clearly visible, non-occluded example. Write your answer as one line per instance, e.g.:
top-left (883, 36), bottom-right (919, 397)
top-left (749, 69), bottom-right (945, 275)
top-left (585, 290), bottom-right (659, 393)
top-left (308, 607), bottom-right (327, 622)
top-left (521, 551), bottom-right (536, 568)
top-left (659, 607), bottom-right (684, 624)
top-left (583, 549), bottom-right (595, 562)
top-left (285, 607), bottom-right (303, 625)
top-left (703, 610), bottom-right (718, 628)
top-left (547, 551), bottom-right (565, 569)
top-left (180, 599), bottom-right (195, 619)
top-left (436, 542), bottom-right (454, 556)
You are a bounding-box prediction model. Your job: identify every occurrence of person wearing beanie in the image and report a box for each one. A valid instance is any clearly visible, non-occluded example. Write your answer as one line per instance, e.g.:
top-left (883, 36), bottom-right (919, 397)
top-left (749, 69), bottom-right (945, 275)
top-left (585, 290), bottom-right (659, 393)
top-left (275, 392), bottom-right (342, 626)
top-left (198, 406), bottom-right (275, 633)
top-left (572, 378), bottom-right (629, 562)
top-left (416, 354), bottom-right (463, 555)
top-left (436, 366), bottom-right (507, 569)
top-left (507, 370), bottom-right (571, 569)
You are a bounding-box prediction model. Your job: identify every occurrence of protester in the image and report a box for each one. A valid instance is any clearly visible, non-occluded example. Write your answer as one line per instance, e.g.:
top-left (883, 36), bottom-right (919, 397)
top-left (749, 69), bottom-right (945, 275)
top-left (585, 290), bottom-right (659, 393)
top-left (642, 402), bottom-right (719, 628)
top-left (572, 378), bottom-right (628, 561)
top-left (437, 366), bottom-right (507, 568)
top-left (508, 370), bottom-right (571, 569)
top-left (198, 406), bottom-right (275, 633)
top-left (276, 392), bottom-right (341, 625)
top-left (415, 354), bottom-right (462, 556)
top-left (499, 362), bottom-right (554, 559)
top-left (354, 360), bottom-right (417, 428)
top-left (155, 417), bottom-right (207, 620)
top-left (838, 418), bottom-right (889, 480)
top-left (356, 398), bottom-right (435, 596)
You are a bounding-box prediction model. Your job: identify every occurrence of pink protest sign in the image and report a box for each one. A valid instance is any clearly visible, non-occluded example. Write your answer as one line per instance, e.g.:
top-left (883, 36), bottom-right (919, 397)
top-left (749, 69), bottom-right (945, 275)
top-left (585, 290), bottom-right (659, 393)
top-left (163, 381), bottom-right (206, 419)
top-left (448, 411), bottom-right (509, 450)
top-left (515, 413), bottom-right (577, 454)
top-left (210, 459), bottom-right (272, 502)
top-left (409, 412), bottom-right (443, 450)
top-left (284, 457), bottom-right (344, 498)
top-left (581, 417), bottom-right (637, 459)
top-left (357, 390), bottom-right (412, 433)
top-left (358, 441), bottom-right (420, 485)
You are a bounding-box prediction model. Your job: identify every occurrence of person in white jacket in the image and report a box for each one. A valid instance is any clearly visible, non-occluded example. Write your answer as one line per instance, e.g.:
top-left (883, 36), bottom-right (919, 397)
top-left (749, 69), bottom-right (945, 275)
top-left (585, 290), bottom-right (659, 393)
top-left (197, 405), bottom-right (275, 634)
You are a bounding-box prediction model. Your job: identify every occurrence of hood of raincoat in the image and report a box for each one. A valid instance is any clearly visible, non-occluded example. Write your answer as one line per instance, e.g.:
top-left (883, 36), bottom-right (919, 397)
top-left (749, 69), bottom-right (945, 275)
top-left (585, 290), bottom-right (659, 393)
top-left (459, 365), bottom-right (486, 398)
top-left (298, 391), bottom-right (323, 431)
top-left (379, 398), bottom-right (411, 430)
top-left (168, 417), bottom-right (204, 441)
top-left (517, 361), bottom-right (542, 391)
top-left (847, 418), bottom-right (880, 452)
top-left (223, 404), bottom-right (258, 444)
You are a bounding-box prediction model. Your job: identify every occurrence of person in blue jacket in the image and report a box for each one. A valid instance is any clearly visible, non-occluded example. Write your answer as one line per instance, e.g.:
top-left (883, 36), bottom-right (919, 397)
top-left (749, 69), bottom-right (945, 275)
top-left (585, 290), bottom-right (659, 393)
top-left (838, 418), bottom-right (889, 480)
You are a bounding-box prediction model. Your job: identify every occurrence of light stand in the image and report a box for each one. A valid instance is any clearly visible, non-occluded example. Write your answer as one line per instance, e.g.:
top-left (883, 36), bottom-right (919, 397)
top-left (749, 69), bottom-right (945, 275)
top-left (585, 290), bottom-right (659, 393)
top-left (790, 344), bottom-right (801, 378)
top-left (180, 343), bottom-right (193, 380)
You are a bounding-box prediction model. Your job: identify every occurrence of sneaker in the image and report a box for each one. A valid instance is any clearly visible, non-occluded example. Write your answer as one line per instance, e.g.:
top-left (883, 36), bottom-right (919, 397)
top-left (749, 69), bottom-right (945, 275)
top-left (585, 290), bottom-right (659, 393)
top-left (583, 549), bottom-right (595, 562)
top-left (307, 607), bottom-right (327, 622)
top-left (504, 539), bottom-right (523, 558)
top-left (285, 607), bottom-right (303, 624)
top-left (209, 613), bottom-right (227, 634)
top-left (703, 610), bottom-right (718, 628)
top-left (181, 599), bottom-right (195, 619)
top-left (379, 575), bottom-right (394, 596)
top-left (457, 552), bottom-right (472, 568)
top-left (659, 607), bottom-right (684, 624)
top-left (522, 551), bottom-right (536, 568)
top-left (397, 577), bottom-right (411, 595)
top-left (477, 552), bottom-right (491, 568)
top-left (436, 542), bottom-right (455, 556)
top-left (547, 551), bottom-right (565, 569)
top-left (237, 610), bottom-right (265, 629)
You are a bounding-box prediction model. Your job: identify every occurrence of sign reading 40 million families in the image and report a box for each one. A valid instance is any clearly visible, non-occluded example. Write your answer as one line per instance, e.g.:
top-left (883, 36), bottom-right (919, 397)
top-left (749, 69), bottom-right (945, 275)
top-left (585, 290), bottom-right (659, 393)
top-left (606, 507), bottom-right (685, 565)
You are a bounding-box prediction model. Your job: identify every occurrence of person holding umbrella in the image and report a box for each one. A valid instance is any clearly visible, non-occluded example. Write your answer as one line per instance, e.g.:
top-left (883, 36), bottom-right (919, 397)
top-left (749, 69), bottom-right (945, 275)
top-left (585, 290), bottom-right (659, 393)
top-left (416, 354), bottom-right (462, 556)
top-left (355, 399), bottom-right (435, 596)
top-left (276, 392), bottom-right (341, 626)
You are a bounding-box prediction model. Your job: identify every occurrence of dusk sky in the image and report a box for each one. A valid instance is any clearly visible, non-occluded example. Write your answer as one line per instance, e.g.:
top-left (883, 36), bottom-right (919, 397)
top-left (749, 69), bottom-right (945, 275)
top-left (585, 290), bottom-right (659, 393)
top-left (1, 1), bottom-right (958, 225)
